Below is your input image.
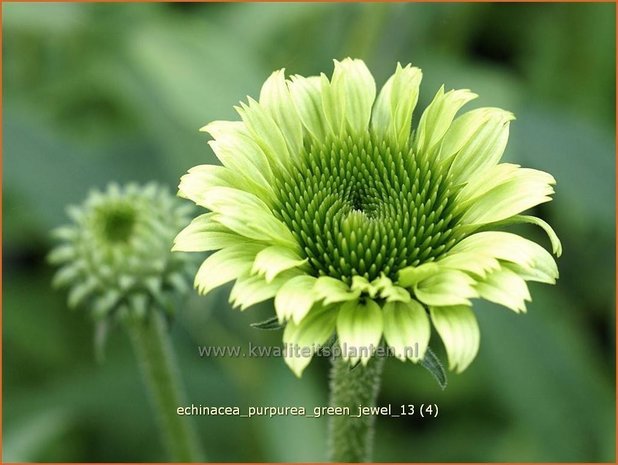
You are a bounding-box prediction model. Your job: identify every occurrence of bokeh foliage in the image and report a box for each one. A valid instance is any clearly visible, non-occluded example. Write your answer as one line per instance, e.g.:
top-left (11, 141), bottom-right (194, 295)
top-left (3, 2), bottom-right (615, 462)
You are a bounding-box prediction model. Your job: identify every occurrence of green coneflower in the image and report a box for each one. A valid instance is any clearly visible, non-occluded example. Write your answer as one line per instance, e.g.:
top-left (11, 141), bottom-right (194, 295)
top-left (174, 58), bottom-right (561, 377)
top-left (50, 183), bottom-right (204, 462)
top-left (50, 183), bottom-right (194, 320)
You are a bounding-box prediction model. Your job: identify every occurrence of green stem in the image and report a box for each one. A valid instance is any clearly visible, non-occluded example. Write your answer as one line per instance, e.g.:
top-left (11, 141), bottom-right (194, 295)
top-left (328, 356), bottom-right (385, 462)
top-left (126, 311), bottom-right (205, 462)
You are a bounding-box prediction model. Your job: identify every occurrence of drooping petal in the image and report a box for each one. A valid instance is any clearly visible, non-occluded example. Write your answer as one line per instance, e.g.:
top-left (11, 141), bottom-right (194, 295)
top-left (475, 267), bottom-right (531, 313)
top-left (194, 244), bottom-right (264, 295)
top-left (397, 262), bottom-right (440, 288)
top-left (274, 275), bottom-right (318, 323)
top-left (447, 231), bottom-right (558, 284)
top-left (439, 108), bottom-right (515, 183)
top-left (436, 251), bottom-right (501, 279)
top-left (413, 86), bottom-right (477, 156)
top-left (336, 299), bottom-right (383, 365)
top-left (414, 270), bottom-right (478, 306)
top-left (372, 63), bottom-right (422, 147)
top-left (430, 305), bottom-right (480, 373)
top-left (382, 300), bottom-right (430, 362)
top-left (252, 245), bottom-right (307, 282)
top-left (229, 271), bottom-right (296, 311)
top-left (314, 276), bottom-right (361, 305)
top-left (288, 75), bottom-right (326, 141)
top-left (350, 275), bottom-right (380, 298)
top-left (372, 274), bottom-right (412, 303)
top-left (487, 214), bottom-right (562, 257)
top-left (173, 213), bottom-right (249, 252)
top-left (283, 305), bottom-right (338, 377)
top-left (459, 167), bottom-right (556, 225)
top-left (259, 69), bottom-right (303, 156)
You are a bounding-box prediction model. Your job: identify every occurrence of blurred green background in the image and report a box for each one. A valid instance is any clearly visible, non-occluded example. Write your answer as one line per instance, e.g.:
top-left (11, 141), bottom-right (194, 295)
top-left (3, 2), bottom-right (616, 462)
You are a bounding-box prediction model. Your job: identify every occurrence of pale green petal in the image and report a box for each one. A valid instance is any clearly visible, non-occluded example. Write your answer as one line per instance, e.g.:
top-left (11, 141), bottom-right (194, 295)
top-left (414, 86), bottom-right (478, 156)
top-left (67, 277), bottom-right (98, 308)
top-left (397, 262), bottom-right (440, 288)
top-left (283, 305), bottom-right (338, 377)
top-left (199, 120), bottom-right (245, 139)
top-left (372, 63), bottom-right (422, 146)
top-left (48, 245), bottom-right (76, 264)
top-left (439, 108), bottom-right (515, 183)
top-left (448, 231), bottom-right (558, 284)
top-left (372, 274), bottom-right (412, 303)
top-left (331, 58), bottom-right (376, 134)
top-left (320, 72), bottom-right (345, 136)
top-left (501, 262), bottom-right (557, 285)
top-left (414, 270), bottom-right (478, 306)
top-left (381, 285), bottom-right (412, 303)
top-left (200, 187), bottom-right (297, 249)
top-left (336, 299), bottom-right (383, 365)
top-left (456, 163), bottom-right (521, 204)
top-left (274, 275), bottom-right (318, 323)
top-left (259, 69), bottom-right (303, 156)
top-left (437, 251), bottom-right (501, 278)
top-left (252, 245), bottom-right (307, 282)
top-left (52, 263), bottom-right (82, 288)
top-left (229, 271), bottom-right (295, 311)
top-left (476, 267), bottom-right (531, 313)
top-left (314, 276), bottom-right (361, 305)
top-left (236, 98), bottom-right (290, 170)
top-left (199, 186), bottom-right (270, 219)
top-left (460, 168), bottom-right (555, 225)
top-left (430, 305), bottom-right (480, 373)
top-left (288, 75), bottom-right (326, 140)
top-left (173, 213), bottom-right (248, 252)
top-left (178, 164), bottom-right (240, 203)
top-left (383, 300), bottom-right (430, 362)
top-left (489, 214), bottom-right (562, 257)
top-left (201, 121), bottom-right (273, 189)
top-left (212, 213), bottom-right (296, 252)
top-left (92, 290), bottom-right (122, 317)
top-left (194, 244), bottom-right (263, 296)
top-left (51, 226), bottom-right (77, 241)
top-left (350, 275), bottom-right (379, 298)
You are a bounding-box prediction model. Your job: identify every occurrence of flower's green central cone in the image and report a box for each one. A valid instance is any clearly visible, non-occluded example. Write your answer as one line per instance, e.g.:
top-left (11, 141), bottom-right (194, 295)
top-left (274, 133), bottom-right (462, 283)
top-left (95, 203), bottom-right (137, 244)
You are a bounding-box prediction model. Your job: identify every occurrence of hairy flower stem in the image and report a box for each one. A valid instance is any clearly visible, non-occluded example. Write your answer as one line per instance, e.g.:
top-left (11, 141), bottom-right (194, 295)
top-left (126, 311), bottom-right (204, 462)
top-left (328, 355), bottom-right (385, 462)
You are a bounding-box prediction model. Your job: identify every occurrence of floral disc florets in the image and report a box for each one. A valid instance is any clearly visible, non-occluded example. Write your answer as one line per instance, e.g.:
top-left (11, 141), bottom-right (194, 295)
top-left (50, 183), bottom-right (195, 321)
top-left (273, 133), bottom-right (462, 283)
top-left (174, 59), bottom-right (562, 376)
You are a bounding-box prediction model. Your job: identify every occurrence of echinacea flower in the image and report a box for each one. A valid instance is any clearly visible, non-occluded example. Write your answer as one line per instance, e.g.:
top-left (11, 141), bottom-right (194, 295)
top-left (50, 183), bottom-right (194, 321)
top-left (174, 58), bottom-right (561, 376)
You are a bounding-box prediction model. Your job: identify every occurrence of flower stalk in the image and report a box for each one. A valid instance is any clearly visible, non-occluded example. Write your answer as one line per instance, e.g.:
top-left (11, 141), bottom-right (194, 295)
top-left (328, 355), bottom-right (385, 462)
top-left (126, 311), bottom-right (204, 462)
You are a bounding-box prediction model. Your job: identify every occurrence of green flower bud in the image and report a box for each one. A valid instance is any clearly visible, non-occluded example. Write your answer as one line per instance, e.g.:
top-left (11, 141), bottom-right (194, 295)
top-left (50, 183), bottom-right (194, 321)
